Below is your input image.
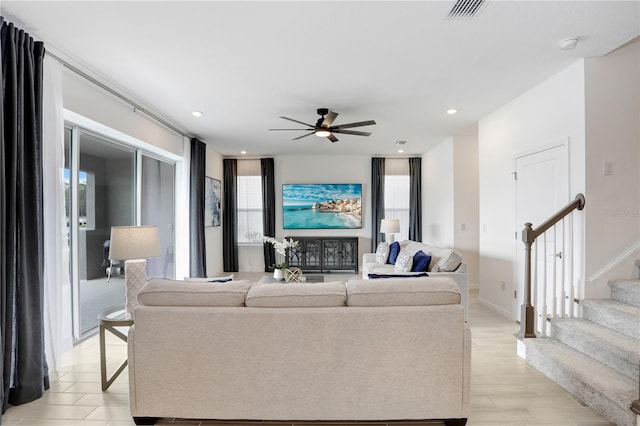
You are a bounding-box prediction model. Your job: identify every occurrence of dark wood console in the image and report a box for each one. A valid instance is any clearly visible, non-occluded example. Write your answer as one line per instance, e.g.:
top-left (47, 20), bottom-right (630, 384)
top-left (285, 236), bottom-right (358, 273)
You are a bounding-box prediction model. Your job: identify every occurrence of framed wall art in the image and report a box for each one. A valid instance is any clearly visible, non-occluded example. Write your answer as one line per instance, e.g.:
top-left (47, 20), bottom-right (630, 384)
top-left (205, 177), bottom-right (221, 227)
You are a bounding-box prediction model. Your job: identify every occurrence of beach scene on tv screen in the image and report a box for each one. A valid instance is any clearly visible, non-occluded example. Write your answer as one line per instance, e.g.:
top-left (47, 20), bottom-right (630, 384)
top-left (283, 184), bottom-right (362, 229)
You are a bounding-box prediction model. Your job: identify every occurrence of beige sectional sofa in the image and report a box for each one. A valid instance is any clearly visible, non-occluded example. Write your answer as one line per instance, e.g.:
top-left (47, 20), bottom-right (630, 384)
top-left (363, 240), bottom-right (469, 318)
top-left (128, 277), bottom-right (471, 425)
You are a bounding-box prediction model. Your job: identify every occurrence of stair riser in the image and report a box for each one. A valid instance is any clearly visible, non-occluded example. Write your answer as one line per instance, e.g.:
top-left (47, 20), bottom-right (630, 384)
top-left (611, 285), bottom-right (640, 308)
top-left (582, 305), bottom-right (640, 340)
top-left (552, 325), bottom-right (639, 381)
top-left (526, 344), bottom-right (635, 426)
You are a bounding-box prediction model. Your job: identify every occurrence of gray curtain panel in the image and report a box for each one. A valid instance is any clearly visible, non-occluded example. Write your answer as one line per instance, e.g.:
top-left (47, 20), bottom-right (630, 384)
top-left (223, 159), bottom-right (239, 272)
top-left (1, 19), bottom-right (48, 414)
top-left (409, 157), bottom-right (422, 241)
top-left (371, 157), bottom-right (386, 251)
top-left (189, 138), bottom-right (207, 277)
top-left (261, 158), bottom-right (276, 271)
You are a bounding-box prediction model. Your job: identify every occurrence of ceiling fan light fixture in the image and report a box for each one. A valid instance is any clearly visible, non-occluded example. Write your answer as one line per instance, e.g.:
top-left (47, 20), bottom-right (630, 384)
top-left (315, 129), bottom-right (331, 137)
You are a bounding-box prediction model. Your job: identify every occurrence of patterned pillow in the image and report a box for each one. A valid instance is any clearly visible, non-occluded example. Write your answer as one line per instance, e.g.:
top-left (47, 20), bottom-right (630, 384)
top-left (394, 249), bottom-right (414, 273)
top-left (375, 242), bottom-right (390, 264)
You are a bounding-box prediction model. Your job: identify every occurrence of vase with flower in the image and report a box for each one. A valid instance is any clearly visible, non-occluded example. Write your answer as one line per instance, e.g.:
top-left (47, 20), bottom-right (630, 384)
top-left (263, 236), bottom-right (300, 281)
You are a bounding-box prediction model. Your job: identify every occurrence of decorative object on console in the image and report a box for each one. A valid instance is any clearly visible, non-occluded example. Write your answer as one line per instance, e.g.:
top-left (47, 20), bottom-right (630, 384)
top-left (282, 183), bottom-right (362, 229)
top-left (380, 218), bottom-right (400, 243)
top-left (285, 267), bottom-right (303, 283)
top-left (263, 236), bottom-right (300, 280)
top-left (109, 225), bottom-right (161, 317)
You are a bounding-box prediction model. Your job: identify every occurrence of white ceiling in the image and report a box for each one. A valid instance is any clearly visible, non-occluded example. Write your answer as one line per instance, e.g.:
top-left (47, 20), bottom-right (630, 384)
top-left (2, 1), bottom-right (638, 157)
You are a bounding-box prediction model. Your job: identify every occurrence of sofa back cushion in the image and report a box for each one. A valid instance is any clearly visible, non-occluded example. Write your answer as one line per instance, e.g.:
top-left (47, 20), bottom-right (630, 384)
top-left (346, 277), bottom-right (461, 307)
top-left (245, 282), bottom-right (347, 307)
top-left (402, 241), bottom-right (462, 272)
top-left (138, 278), bottom-right (252, 307)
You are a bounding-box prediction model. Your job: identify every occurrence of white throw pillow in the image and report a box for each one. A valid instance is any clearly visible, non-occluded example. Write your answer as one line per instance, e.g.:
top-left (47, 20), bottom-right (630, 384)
top-left (375, 242), bottom-right (390, 264)
top-left (394, 249), bottom-right (414, 273)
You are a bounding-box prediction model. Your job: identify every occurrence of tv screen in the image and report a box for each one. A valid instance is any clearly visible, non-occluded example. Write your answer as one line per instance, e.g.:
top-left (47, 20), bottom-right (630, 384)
top-left (283, 183), bottom-right (362, 229)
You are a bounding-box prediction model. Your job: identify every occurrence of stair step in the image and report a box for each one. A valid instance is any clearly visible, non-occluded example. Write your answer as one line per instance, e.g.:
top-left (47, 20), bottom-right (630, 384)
top-left (610, 279), bottom-right (640, 308)
top-left (551, 318), bottom-right (640, 381)
top-left (525, 338), bottom-right (637, 426)
top-left (582, 299), bottom-right (640, 339)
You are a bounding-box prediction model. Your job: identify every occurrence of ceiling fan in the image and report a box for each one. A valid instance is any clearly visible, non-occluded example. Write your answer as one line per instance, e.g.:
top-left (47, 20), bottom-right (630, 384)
top-left (269, 108), bottom-right (376, 142)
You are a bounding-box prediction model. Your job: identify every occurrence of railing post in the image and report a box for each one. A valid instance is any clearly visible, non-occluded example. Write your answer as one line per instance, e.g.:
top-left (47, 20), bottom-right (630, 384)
top-left (516, 223), bottom-right (537, 339)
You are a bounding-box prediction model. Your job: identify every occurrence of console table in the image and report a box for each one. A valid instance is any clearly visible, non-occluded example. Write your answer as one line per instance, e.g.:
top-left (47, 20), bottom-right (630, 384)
top-left (285, 236), bottom-right (358, 273)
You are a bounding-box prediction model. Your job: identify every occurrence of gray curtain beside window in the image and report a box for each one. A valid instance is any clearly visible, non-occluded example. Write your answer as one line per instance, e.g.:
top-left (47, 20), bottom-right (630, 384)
top-left (409, 157), bottom-right (422, 241)
top-left (261, 158), bottom-right (276, 272)
top-left (371, 157), bottom-right (386, 251)
top-left (189, 138), bottom-right (207, 277)
top-left (1, 20), bottom-right (48, 414)
top-left (223, 159), bottom-right (239, 272)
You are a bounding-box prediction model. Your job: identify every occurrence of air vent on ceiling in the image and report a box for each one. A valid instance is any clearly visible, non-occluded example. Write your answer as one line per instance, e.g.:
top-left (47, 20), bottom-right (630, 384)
top-left (446, 0), bottom-right (487, 20)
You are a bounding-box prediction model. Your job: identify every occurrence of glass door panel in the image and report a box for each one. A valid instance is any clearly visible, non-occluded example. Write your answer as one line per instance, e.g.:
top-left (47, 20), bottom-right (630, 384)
top-left (76, 132), bottom-right (135, 337)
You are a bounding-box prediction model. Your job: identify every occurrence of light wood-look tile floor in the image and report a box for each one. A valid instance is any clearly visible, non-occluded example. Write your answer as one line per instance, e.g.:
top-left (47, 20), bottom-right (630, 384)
top-left (1, 275), bottom-right (616, 426)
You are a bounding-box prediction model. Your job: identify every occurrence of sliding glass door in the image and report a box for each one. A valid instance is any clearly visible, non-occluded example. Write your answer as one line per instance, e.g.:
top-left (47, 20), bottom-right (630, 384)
top-left (65, 125), bottom-right (176, 340)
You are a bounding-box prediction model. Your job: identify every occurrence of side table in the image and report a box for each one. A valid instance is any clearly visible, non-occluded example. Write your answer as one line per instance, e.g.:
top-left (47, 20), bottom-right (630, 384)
top-left (98, 304), bottom-right (133, 391)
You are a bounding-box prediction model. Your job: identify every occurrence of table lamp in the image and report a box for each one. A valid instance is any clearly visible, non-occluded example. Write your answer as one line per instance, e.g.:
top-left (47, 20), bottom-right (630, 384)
top-left (109, 225), bottom-right (161, 317)
top-left (380, 219), bottom-right (400, 243)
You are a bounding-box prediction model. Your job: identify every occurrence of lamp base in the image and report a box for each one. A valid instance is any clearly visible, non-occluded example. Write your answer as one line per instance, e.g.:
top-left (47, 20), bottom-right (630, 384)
top-left (124, 259), bottom-right (147, 318)
top-left (385, 234), bottom-right (396, 243)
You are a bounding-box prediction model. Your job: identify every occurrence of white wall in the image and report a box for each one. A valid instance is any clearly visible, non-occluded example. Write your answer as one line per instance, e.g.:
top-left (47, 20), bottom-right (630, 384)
top-left (583, 40), bottom-right (640, 297)
top-left (478, 60), bottom-right (586, 317)
top-left (453, 130), bottom-right (480, 288)
top-left (422, 138), bottom-right (455, 248)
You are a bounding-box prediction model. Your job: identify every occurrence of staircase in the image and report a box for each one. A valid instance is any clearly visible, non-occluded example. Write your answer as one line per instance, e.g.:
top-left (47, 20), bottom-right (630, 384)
top-left (525, 270), bottom-right (640, 426)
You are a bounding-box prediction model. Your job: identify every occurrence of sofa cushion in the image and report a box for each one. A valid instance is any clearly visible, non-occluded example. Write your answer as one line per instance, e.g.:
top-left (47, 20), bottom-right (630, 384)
top-left (388, 241), bottom-right (401, 264)
top-left (411, 251), bottom-right (431, 272)
top-left (375, 242), bottom-right (390, 264)
top-left (402, 241), bottom-right (462, 272)
top-left (245, 282), bottom-right (347, 307)
top-left (346, 277), bottom-right (461, 307)
top-left (394, 249), bottom-right (414, 272)
top-left (139, 279), bottom-right (251, 307)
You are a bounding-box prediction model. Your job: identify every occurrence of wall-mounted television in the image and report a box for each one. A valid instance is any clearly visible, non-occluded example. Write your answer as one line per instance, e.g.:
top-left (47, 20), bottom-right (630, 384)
top-left (283, 183), bottom-right (362, 229)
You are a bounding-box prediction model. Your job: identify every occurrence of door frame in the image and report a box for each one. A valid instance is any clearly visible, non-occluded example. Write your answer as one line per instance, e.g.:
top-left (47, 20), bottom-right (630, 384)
top-left (512, 138), bottom-right (570, 321)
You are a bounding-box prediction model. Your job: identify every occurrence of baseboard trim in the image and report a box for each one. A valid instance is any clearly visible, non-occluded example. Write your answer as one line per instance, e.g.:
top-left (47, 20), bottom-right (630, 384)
top-left (587, 240), bottom-right (640, 283)
top-left (478, 296), bottom-right (512, 319)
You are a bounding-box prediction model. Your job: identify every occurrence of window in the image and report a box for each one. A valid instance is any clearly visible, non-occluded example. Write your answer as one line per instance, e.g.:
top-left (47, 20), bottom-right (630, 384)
top-left (237, 175), bottom-right (263, 244)
top-left (384, 159), bottom-right (410, 241)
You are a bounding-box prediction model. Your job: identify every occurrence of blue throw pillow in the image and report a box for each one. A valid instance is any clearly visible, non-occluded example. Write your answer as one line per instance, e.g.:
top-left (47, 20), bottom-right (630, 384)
top-left (388, 241), bottom-right (401, 264)
top-left (411, 250), bottom-right (432, 272)
top-left (368, 272), bottom-right (429, 279)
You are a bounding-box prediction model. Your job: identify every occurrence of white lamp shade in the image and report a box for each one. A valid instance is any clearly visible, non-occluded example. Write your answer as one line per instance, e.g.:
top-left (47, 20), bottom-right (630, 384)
top-left (109, 226), bottom-right (161, 260)
top-left (380, 219), bottom-right (400, 234)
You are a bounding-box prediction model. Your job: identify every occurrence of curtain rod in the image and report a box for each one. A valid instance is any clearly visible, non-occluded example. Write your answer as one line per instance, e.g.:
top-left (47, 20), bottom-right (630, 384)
top-left (46, 51), bottom-right (193, 139)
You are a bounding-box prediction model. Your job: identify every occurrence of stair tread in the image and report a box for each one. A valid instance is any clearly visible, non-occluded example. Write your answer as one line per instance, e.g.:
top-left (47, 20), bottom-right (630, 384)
top-left (526, 338), bottom-right (637, 402)
top-left (582, 298), bottom-right (640, 316)
top-left (553, 317), bottom-right (640, 354)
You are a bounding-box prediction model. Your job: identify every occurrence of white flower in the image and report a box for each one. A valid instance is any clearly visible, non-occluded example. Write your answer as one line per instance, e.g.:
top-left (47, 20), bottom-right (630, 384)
top-left (263, 236), bottom-right (299, 257)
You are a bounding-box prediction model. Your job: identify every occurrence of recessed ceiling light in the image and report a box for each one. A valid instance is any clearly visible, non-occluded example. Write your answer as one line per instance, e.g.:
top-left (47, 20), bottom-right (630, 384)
top-left (447, 109), bottom-right (457, 115)
top-left (398, 149), bottom-right (404, 153)
top-left (395, 141), bottom-right (407, 146)
top-left (240, 150), bottom-right (247, 155)
top-left (192, 111), bottom-right (203, 118)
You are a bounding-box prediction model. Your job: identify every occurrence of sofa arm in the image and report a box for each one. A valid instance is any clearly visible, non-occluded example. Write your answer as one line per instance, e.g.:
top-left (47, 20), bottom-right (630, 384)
top-left (362, 253), bottom-right (377, 264)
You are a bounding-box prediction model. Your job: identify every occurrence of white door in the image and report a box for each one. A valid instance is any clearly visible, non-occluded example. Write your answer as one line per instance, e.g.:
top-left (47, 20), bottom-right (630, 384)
top-left (514, 143), bottom-right (569, 322)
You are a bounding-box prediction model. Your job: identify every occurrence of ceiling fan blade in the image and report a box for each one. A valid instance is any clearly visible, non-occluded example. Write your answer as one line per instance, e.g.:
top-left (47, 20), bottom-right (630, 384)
top-left (292, 132), bottom-right (315, 141)
top-left (327, 133), bottom-right (339, 143)
top-left (321, 111), bottom-right (339, 127)
top-left (331, 120), bottom-right (376, 130)
top-left (268, 128), bottom-right (314, 131)
top-left (332, 129), bottom-right (372, 136)
top-left (280, 116), bottom-right (315, 128)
